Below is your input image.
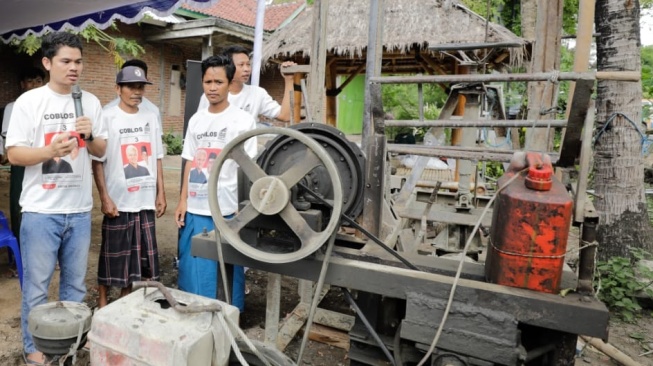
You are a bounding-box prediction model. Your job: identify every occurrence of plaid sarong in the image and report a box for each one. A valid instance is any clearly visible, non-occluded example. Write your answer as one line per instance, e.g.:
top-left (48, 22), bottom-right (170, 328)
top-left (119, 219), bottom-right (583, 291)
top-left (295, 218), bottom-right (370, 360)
top-left (97, 210), bottom-right (159, 287)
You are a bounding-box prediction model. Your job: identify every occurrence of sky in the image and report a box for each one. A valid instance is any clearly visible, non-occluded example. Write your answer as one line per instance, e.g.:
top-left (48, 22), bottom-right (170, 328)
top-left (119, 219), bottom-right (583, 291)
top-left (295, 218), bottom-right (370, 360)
top-left (642, 10), bottom-right (653, 46)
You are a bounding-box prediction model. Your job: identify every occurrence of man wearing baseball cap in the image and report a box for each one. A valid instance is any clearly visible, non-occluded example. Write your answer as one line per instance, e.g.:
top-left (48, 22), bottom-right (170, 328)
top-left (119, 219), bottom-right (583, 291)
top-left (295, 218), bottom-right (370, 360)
top-left (92, 65), bottom-right (167, 308)
top-left (104, 60), bottom-right (163, 135)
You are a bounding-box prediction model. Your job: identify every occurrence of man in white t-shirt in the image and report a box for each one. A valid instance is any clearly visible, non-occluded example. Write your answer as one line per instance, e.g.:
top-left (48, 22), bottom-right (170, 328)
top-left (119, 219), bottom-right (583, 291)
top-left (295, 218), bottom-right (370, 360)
top-left (92, 65), bottom-right (166, 309)
top-left (175, 55), bottom-right (256, 312)
top-left (104, 59), bottom-right (163, 135)
top-left (5, 32), bottom-right (108, 365)
top-left (197, 45), bottom-right (296, 124)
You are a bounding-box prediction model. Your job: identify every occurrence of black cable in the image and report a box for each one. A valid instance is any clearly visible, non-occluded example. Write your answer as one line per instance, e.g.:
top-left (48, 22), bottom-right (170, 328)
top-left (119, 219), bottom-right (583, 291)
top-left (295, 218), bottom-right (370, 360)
top-left (298, 182), bottom-right (420, 271)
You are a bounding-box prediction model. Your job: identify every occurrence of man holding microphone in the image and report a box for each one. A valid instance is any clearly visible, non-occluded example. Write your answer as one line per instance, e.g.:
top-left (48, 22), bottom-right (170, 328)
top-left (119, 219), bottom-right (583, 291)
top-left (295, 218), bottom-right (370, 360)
top-left (5, 32), bottom-right (107, 365)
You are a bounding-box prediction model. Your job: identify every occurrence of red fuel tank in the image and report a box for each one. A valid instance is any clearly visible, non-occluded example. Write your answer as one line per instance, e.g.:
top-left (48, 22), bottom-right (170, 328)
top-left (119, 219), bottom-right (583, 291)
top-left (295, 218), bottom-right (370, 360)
top-left (485, 153), bottom-right (573, 294)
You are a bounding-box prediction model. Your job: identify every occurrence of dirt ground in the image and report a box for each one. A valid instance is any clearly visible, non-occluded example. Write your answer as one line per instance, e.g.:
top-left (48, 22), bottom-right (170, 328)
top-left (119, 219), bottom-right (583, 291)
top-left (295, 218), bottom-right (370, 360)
top-left (0, 155), bottom-right (652, 365)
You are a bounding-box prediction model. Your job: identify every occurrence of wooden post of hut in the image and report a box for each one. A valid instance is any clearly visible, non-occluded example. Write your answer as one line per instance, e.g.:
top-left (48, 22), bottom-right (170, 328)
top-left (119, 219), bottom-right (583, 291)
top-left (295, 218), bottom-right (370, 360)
top-left (326, 58), bottom-right (338, 126)
top-left (293, 73), bottom-right (303, 124)
top-left (524, 0), bottom-right (564, 150)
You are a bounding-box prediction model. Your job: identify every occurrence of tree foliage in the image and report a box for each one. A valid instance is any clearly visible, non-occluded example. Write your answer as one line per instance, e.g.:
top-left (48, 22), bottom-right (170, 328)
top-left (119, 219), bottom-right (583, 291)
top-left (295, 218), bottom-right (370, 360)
top-left (9, 23), bottom-right (143, 67)
top-left (460, 0), bottom-right (579, 36)
top-left (381, 83), bottom-right (448, 140)
top-left (642, 46), bottom-right (653, 98)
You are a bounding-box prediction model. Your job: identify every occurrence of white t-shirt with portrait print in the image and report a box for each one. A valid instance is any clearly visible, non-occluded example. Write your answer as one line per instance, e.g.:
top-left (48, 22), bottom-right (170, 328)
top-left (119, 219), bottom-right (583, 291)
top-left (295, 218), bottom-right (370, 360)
top-left (5, 84), bottom-right (108, 214)
top-left (182, 104), bottom-right (257, 216)
top-left (95, 105), bottom-right (163, 212)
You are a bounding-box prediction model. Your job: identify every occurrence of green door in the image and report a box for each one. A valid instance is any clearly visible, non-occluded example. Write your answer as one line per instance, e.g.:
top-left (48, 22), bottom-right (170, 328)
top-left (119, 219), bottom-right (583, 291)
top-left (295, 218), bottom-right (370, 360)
top-left (337, 75), bottom-right (365, 134)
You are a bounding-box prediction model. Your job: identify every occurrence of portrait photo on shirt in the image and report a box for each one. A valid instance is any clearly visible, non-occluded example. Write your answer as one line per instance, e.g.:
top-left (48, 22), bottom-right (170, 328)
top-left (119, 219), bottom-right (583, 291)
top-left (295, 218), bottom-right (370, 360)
top-left (122, 142), bottom-right (151, 179)
top-left (41, 132), bottom-right (84, 175)
top-left (189, 148), bottom-right (221, 184)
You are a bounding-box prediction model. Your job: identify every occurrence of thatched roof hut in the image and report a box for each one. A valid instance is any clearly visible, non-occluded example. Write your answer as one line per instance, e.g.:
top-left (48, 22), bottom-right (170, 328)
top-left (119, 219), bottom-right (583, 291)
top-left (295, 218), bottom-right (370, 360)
top-left (263, 0), bottom-right (525, 75)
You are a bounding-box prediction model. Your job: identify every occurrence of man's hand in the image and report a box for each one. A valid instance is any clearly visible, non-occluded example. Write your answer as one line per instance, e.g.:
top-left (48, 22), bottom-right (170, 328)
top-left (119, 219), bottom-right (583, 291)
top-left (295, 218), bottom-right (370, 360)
top-left (156, 193), bottom-right (167, 218)
top-left (75, 116), bottom-right (93, 140)
top-left (280, 61), bottom-right (297, 81)
top-left (101, 197), bottom-right (119, 218)
top-left (174, 201), bottom-right (187, 228)
top-left (48, 133), bottom-right (77, 158)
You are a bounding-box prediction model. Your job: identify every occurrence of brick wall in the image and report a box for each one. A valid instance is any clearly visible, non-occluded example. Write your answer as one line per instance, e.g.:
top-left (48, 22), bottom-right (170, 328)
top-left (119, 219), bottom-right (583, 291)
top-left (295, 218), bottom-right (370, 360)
top-left (0, 48), bottom-right (41, 109)
top-left (0, 24), bottom-right (201, 135)
top-left (0, 24), bottom-right (285, 134)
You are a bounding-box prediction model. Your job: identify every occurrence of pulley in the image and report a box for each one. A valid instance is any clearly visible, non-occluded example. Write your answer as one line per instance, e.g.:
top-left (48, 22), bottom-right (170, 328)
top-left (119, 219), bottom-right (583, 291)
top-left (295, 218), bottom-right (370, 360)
top-left (208, 127), bottom-right (343, 264)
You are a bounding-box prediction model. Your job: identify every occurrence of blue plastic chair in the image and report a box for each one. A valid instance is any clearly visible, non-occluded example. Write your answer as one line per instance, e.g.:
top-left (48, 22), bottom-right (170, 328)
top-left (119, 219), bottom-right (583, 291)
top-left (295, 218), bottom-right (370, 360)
top-left (0, 211), bottom-right (22, 288)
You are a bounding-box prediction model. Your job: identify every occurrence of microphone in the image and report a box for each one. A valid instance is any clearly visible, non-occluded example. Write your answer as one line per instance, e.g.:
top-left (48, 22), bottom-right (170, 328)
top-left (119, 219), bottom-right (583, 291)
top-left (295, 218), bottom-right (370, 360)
top-left (72, 85), bottom-right (85, 139)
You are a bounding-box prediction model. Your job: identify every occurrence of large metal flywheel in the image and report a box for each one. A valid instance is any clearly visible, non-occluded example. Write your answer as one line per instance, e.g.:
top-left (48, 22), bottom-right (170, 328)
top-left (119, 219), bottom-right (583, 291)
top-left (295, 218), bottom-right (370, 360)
top-left (208, 127), bottom-right (343, 263)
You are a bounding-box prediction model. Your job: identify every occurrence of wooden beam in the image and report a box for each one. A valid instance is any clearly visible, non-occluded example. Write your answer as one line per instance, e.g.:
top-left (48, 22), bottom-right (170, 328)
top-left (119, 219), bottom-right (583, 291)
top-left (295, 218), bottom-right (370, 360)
top-left (307, 0), bottom-right (329, 123)
top-left (418, 53), bottom-right (451, 90)
top-left (264, 273), bottom-right (281, 346)
top-left (282, 64), bottom-right (312, 74)
top-left (524, 0), bottom-right (564, 150)
top-left (557, 78), bottom-right (594, 167)
top-left (336, 63), bottom-right (366, 93)
top-left (275, 287), bottom-right (330, 351)
top-left (292, 73), bottom-right (303, 124)
top-left (451, 64), bottom-right (468, 183)
top-left (326, 60), bottom-right (338, 127)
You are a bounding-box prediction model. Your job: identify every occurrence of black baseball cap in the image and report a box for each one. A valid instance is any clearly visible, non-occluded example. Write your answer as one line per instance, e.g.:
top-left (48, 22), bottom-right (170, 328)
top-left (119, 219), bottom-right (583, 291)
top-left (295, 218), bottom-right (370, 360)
top-left (116, 66), bottom-right (152, 84)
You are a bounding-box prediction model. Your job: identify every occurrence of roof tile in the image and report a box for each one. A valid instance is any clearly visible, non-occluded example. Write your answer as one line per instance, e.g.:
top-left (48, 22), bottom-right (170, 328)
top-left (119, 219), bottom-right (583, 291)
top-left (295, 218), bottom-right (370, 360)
top-left (183, 0), bottom-right (303, 31)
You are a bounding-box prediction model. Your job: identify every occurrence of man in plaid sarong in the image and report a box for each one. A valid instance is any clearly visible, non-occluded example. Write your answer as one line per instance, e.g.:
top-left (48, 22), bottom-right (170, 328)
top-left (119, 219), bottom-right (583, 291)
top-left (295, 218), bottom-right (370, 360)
top-left (92, 65), bottom-right (167, 308)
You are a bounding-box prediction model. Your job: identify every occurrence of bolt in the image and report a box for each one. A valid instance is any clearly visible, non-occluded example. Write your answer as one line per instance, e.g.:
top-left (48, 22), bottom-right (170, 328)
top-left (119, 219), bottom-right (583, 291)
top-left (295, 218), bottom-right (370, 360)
top-left (340, 156), bottom-right (345, 161)
top-left (270, 161), bottom-right (275, 166)
top-left (282, 145), bottom-right (287, 150)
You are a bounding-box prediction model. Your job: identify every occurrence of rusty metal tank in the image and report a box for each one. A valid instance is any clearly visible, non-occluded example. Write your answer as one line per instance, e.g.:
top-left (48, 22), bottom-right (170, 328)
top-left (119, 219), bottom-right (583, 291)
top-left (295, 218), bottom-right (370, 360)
top-left (485, 152), bottom-right (573, 293)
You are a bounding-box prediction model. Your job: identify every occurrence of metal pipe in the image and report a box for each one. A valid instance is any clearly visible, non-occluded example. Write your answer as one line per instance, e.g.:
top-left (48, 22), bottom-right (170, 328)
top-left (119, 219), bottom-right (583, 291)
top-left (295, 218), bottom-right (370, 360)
top-left (296, 232), bottom-right (337, 364)
top-left (132, 281), bottom-right (224, 313)
top-left (250, 0), bottom-right (267, 86)
top-left (361, 0), bottom-right (385, 237)
top-left (343, 288), bottom-right (397, 366)
top-left (387, 144), bottom-right (560, 163)
top-left (384, 119), bottom-right (567, 128)
top-left (369, 71), bottom-right (639, 85)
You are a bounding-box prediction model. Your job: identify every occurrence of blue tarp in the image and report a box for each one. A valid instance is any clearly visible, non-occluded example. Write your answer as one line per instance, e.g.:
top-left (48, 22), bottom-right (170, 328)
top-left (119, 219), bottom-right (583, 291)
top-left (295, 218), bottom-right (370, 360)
top-left (1, 0), bottom-right (218, 43)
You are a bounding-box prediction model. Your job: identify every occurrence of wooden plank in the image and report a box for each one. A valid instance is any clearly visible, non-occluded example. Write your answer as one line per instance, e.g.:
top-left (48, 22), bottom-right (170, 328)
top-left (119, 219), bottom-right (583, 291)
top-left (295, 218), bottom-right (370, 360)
top-left (264, 273), bottom-right (281, 346)
top-left (313, 308), bottom-right (355, 332)
top-left (276, 308), bottom-right (306, 351)
top-left (573, 100), bottom-right (595, 222)
top-left (298, 279), bottom-right (313, 304)
top-left (557, 78), bottom-right (594, 167)
top-left (281, 300), bottom-right (354, 332)
top-left (307, 0), bottom-right (328, 123)
top-left (307, 323), bottom-right (350, 350)
top-left (275, 286), bottom-right (330, 351)
top-left (283, 64), bottom-right (312, 75)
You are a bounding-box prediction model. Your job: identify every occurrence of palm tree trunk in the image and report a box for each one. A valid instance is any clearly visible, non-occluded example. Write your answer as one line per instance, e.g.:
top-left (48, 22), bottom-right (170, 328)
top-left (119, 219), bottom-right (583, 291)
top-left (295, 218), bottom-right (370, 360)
top-left (594, 0), bottom-right (653, 260)
top-left (520, 0), bottom-right (537, 42)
